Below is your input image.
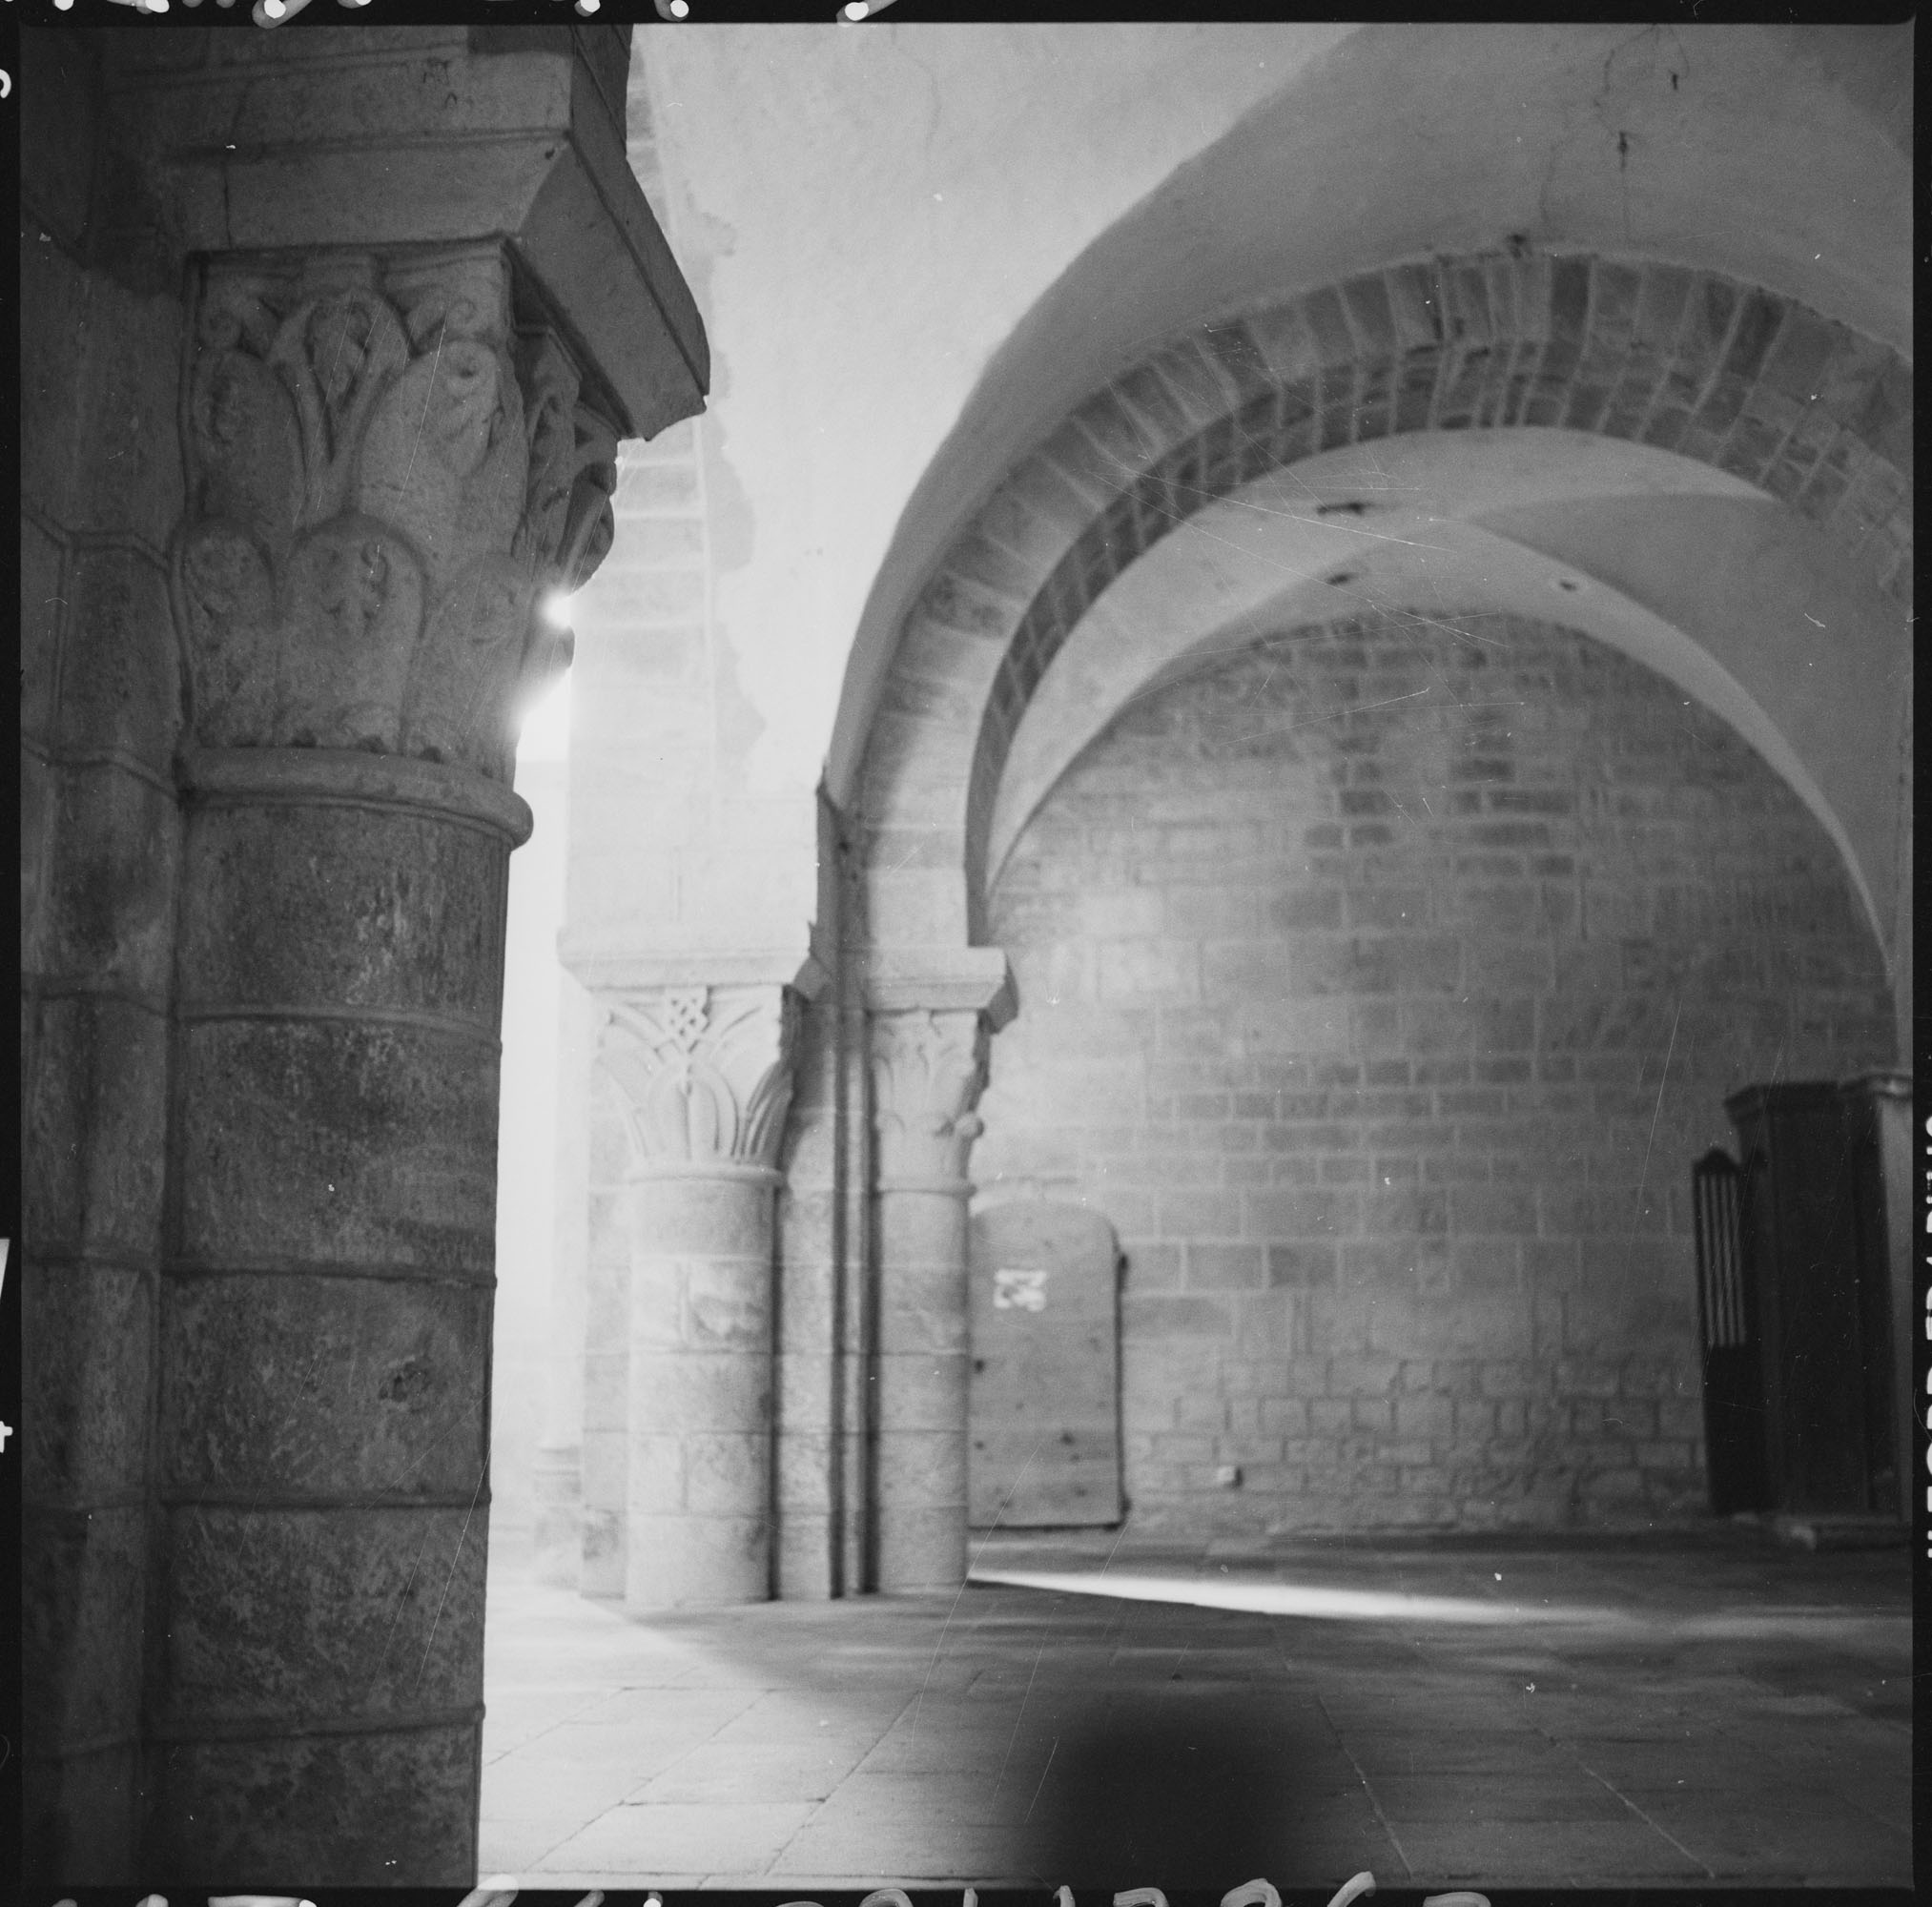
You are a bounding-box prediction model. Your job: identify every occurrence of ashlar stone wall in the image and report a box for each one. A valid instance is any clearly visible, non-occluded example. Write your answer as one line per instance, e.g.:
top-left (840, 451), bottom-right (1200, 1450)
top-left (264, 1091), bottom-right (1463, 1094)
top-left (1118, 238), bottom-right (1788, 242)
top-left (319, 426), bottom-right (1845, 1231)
top-left (973, 608), bottom-right (1895, 1532)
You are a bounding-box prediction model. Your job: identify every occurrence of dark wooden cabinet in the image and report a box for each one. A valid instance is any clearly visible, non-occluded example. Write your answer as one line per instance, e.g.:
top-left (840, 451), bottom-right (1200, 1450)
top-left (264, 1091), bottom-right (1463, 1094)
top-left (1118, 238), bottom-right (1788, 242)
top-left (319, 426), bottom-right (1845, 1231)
top-left (1716, 1077), bottom-right (1908, 1519)
top-left (1840, 1072), bottom-right (1915, 1518)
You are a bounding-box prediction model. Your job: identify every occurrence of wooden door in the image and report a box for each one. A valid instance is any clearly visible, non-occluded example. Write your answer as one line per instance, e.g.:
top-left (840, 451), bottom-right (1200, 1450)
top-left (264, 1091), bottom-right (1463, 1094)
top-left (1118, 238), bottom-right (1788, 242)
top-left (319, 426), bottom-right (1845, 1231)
top-left (967, 1200), bottom-right (1123, 1528)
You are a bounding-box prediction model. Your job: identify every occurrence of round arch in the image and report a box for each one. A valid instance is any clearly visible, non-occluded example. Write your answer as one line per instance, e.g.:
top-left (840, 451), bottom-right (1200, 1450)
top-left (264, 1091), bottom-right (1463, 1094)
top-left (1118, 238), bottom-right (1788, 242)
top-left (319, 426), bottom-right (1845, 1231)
top-left (852, 249), bottom-right (1911, 1023)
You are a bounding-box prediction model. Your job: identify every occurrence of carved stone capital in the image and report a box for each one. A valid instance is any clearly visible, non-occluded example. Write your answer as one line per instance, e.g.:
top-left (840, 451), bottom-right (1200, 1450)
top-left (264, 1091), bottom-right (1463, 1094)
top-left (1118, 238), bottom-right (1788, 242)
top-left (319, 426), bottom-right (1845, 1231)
top-left (871, 1008), bottom-right (992, 1191)
top-left (172, 244), bottom-right (622, 783)
top-left (598, 984), bottom-right (799, 1180)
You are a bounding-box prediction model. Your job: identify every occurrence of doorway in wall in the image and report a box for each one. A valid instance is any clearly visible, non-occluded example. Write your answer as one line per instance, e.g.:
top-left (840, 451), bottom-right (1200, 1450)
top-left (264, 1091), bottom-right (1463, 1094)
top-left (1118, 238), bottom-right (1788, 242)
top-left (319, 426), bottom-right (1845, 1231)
top-left (967, 1200), bottom-right (1125, 1528)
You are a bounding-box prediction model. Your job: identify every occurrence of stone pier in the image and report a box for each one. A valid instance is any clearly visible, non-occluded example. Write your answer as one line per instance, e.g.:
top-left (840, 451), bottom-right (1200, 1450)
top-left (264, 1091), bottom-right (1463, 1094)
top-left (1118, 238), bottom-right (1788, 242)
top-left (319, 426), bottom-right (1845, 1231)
top-left (21, 26), bottom-right (704, 1886)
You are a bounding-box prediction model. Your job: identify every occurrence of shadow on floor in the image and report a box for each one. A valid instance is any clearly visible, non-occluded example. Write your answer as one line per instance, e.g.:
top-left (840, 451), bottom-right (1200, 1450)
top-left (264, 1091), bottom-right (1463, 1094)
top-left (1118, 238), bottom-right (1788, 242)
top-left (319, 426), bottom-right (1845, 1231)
top-left (1019, 1688), bottom-right (1379, 1884)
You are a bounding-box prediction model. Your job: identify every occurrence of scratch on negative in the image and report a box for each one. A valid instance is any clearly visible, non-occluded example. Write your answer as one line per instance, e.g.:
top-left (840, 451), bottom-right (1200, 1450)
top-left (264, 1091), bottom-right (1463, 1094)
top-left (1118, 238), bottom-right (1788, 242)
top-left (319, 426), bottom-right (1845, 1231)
top-left (1022, 1736), bottom-right (1059, 1822)
top-left (415, 1453), bottom-right (490, 1696)
top-left (1630, 995), bottom-right (1681, 1231)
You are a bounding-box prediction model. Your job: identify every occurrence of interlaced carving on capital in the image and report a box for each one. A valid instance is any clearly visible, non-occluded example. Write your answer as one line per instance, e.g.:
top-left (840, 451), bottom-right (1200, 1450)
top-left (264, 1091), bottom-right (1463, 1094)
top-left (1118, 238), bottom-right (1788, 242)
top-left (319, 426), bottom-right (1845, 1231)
top-left (173, 247), bottom-right (622, 782)
top-left (872, 1009), bottom-right (991, 1187)
top-left (599, 985), bottom-right (799, 1176)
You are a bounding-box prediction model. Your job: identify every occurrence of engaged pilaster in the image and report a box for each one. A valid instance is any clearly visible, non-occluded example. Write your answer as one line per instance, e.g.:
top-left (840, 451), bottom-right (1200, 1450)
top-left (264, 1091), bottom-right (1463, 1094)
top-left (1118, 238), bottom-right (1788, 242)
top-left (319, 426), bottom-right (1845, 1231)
top-left (599, 984), bottom-right (799, 1608)
top-left (869, 1006), bottom-right (995, 1591)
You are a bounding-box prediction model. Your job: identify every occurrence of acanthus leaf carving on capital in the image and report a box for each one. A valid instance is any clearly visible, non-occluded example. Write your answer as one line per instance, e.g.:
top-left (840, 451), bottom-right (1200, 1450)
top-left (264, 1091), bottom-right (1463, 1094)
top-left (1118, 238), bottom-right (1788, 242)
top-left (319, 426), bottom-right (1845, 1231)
top-left (871, 1008), bottom-right (991, 1187)
top-left (173, 247), bottom-right (623, 783)
top-left (517, 333), bottom-right (622, 599)
top-left (599, 985), bottom-right (800, 1176)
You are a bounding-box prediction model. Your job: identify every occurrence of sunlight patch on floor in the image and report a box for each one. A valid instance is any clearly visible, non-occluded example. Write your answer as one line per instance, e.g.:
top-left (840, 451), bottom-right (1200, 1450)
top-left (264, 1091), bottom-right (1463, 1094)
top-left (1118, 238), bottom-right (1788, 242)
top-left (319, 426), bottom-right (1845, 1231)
top-left (971, 1567), bottom-right (1635, 1628)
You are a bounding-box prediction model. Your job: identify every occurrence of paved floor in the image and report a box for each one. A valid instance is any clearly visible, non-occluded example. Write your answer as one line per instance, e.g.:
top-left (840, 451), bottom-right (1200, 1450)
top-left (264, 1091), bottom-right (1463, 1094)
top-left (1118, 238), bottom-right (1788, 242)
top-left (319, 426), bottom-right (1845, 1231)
top-left (478, 1524), bottom-right (1911, 1892)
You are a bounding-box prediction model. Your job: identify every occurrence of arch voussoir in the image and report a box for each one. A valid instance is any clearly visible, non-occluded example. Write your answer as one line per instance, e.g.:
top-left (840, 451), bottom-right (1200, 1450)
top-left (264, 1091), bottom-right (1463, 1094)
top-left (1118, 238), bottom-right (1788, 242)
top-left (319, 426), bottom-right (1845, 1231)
top-left (1146, 333), bottom-right (1251, 424)
top-left (1109, 358), bottom-right (1201, 449)
top-left (907, 564), bottom-right (1030, 648)
top-left (1067, 380), bottom-right (1174, 480)
top-left (1235, 297), bottom-right (1331, 389)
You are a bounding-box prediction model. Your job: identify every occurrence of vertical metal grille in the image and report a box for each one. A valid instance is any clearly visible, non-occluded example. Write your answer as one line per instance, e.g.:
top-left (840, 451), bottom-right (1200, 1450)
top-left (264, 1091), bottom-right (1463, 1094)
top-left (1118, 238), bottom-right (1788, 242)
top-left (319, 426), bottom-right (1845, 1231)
top-left (1693, 1147), bottom-right (1745, 1351)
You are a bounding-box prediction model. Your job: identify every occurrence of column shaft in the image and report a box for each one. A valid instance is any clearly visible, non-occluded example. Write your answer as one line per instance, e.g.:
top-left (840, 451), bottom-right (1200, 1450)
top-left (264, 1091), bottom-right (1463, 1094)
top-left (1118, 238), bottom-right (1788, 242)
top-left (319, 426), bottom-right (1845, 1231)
top-left (627, 1171), bottom-right (778, 1608)
top-left (155, 751), bottom-right (524, 1884)
top-left (869, 1005), bottom-right (995, 1595)
top-left (874, 1182), bottom-right (973, 1590)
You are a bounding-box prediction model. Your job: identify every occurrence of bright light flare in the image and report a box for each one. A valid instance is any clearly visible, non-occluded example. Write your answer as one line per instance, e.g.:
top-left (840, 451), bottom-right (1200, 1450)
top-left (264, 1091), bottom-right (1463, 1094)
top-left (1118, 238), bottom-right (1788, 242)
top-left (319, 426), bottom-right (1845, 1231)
top-left (541, 590), bottom-right (577, 630)
top-left (516, 669), bottom-right (573, 763)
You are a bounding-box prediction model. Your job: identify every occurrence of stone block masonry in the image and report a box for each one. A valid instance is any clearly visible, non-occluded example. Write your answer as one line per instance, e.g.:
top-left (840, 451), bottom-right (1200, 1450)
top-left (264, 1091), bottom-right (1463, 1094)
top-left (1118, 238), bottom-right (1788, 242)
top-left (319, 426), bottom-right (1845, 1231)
top-left (974, 608), bottom-right (1894, 1533)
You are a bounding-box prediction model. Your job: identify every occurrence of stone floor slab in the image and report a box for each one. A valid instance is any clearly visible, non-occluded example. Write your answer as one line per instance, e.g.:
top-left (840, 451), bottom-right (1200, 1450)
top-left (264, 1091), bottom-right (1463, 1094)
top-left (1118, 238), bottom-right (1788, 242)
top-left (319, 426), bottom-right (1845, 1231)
top-left (473, 1825), bottom-right (573, 1873)
top-left (709, 1693), bottom-right (915, 1744)
top-left (1384, 1817), bottom-right (1710, 1881)
top-left (481, 1525), bottom-right (1910, 1889)
top-left (519, 1718), bottom-right (730, 1770)
top-left (636, 1737), bottom-right (876, 1804)
top-left (481, 1755), bottom-right (663, 1823)
top-left (1626, 1785), bottom-right (1914, 1876)
top-left (1360, 1774), bottom-right (1630, 1823)
top-left (533, 1801), bottom-right (819, 1875)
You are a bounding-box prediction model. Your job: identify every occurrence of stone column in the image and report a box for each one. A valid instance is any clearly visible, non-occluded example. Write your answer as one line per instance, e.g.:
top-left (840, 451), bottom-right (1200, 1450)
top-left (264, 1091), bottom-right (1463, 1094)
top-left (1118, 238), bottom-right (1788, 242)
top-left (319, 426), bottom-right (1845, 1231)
top-left (599, 984), bottom-right (800, 1609)
top-left (23, 27), bottom-right (704, 1886)
top-left (155, 243), bottom-right (623, 1885)
top-left (869, 1007), bottom-right (997, 1591)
